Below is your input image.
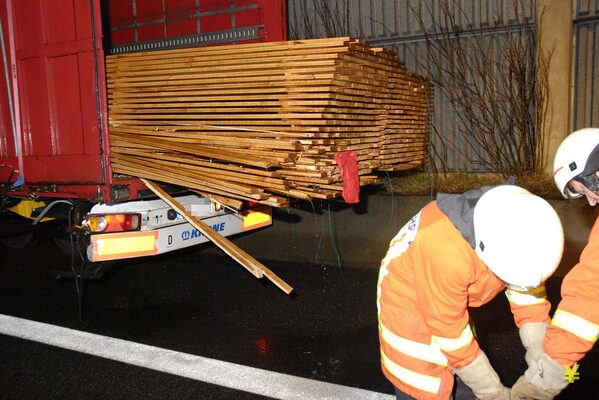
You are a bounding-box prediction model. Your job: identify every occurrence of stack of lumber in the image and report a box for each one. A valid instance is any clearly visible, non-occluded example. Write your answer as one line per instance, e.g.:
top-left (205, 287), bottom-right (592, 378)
top-left (106, 37), bottom-right (431, 207)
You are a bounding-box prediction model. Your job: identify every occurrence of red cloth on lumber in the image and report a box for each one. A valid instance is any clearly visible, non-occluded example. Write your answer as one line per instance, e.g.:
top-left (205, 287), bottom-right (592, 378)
top-left (334, 151), bottom-right (360, 204)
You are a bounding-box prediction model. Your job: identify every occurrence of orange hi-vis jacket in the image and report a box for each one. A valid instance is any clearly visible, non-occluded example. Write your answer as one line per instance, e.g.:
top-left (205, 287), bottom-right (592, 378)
top-left (544, 215), bottom-right (599, 366)
top-left (377, 200), bottom-right (551, 400)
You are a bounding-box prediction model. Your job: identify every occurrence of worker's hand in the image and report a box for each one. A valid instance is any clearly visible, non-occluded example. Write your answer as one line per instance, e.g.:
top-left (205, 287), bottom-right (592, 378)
top-left (519, 322), bottom-right (547, 367)
top-left (491, 386), bottom-right (511, 400)
top-left (512, 351), bottom-right (568, 399)
top-left (511, 376), bottom-right (555, 400)
top-left (454, 351), bottom-right (510, 400)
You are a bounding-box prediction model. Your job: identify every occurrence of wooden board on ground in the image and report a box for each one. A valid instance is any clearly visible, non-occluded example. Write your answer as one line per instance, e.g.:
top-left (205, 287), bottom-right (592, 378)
top-left (142, 179), bottom-right (293, 295)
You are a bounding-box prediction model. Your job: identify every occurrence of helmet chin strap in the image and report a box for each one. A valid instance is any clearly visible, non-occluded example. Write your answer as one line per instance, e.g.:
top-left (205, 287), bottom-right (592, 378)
top-left (506, 283), bottom-right (538, 292)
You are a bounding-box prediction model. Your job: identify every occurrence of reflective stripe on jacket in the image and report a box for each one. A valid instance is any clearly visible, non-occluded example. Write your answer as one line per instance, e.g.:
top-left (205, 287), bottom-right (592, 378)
top-left (506, 285), bottom-right (551, 327)
top-left (377, 201), bottom-right (550, 400)
top-left (544, 216), bottom-right (599, 366)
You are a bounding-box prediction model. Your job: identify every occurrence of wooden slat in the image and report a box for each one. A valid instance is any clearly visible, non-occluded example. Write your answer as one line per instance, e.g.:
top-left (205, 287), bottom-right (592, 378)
top-left (191, 190), bottom-right (243, 211)
top-left (142, 179), bottom-right (293, 294)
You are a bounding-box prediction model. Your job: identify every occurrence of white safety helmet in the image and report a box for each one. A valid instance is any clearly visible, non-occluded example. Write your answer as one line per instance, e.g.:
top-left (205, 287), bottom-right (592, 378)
top-left (553, 128), bottom-right (599, 199)
top-left (473, 185), bottom-right (564, 288)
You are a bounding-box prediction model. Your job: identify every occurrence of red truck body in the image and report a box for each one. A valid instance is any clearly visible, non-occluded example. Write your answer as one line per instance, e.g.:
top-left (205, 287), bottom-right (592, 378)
top-left (0, 0), bottom-right (286, 202)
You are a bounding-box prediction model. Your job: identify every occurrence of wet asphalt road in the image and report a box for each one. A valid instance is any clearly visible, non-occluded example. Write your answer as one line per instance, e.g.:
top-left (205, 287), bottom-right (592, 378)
top-left (0, 226), bottom-right (598, 399)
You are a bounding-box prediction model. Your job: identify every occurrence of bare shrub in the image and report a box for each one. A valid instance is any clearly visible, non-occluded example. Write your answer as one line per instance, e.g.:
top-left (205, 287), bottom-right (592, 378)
top-left (410, 0), bottom-right (552, 177)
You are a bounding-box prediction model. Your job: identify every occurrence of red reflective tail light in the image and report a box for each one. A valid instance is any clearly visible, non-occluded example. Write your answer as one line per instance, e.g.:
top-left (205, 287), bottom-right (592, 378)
top-left (86, 213), bottom-right (141, 233)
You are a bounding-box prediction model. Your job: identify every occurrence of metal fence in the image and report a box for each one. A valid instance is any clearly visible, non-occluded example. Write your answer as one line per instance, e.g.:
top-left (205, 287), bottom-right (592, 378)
top-left (574, 0), bottom-right (599, 129)
top-left (287, 0), bottom-right (538, 172)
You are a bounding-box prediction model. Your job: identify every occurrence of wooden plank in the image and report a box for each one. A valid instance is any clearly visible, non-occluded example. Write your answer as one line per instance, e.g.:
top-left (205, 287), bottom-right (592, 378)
top-left (109, 133), bottom-right (283, 168)
top-left (107, 39), bottom-right (353, 66)
top-left (109, 126), bottom-right (303, 151)
top-left (112, 156), bottom-right (268, 197)
top-left (123, 155), bottom-right (291, 191)
top-left (111, 163), bottom-right (282, 206)
top-left (107, 53), bottom-right (344, 77)
top-left (190, 190), bottom-right (243, 211)
top-left (111, 148), bottom-right (280, 177)
top-left (141, 179), bottom-right (293, 295)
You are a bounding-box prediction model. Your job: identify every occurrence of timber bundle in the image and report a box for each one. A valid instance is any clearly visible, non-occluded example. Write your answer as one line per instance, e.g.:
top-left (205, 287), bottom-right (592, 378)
top-left (106, 37), bottom-right (432, 208)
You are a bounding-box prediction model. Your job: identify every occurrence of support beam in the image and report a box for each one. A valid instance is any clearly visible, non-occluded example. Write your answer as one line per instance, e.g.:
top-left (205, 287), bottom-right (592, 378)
top-left (538, 0), bottom-right (574, 172)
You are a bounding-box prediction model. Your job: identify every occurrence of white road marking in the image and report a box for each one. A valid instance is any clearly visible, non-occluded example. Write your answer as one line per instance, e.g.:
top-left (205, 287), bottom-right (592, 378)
top-left (0, 314), bottom-right (394, 400)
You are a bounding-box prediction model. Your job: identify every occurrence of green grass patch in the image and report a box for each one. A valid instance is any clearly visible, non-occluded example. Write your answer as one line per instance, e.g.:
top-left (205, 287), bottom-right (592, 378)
top-left (382, 170), bottom-right (562, 199)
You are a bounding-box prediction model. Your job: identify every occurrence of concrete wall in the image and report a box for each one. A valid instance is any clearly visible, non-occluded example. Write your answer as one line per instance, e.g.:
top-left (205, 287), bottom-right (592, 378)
top-left (225, 194), bottom-right (597, 278)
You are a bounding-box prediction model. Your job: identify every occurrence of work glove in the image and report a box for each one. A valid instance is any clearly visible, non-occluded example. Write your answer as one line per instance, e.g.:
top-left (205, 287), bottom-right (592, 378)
top-left (454, 351), bottom-right (511, 400)
top-left (511, 351), bottom-right (568, 400)
top-left (519, 322), bottom-right (547, 368)
top-left (511, 376), bottom-right (556, 400)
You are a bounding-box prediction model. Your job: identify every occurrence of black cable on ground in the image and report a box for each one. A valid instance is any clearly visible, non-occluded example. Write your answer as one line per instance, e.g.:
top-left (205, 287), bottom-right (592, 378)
top-left (67, 204), bottom-right (87, 328)
top-left (327, 203), bottom-right (343, 275)
top-left (385, 171), bottom-right (395, 228)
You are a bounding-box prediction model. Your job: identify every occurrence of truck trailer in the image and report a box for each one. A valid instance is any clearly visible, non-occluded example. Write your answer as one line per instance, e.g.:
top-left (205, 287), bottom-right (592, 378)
top-left (0, 0), bottom-right (285, 263)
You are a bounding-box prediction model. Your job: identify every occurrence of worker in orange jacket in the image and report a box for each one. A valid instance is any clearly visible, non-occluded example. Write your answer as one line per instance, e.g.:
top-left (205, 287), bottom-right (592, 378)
top-left (377, 184), bottom-right (565, 400)
top-left (512, 128), bottom-right (599, 399)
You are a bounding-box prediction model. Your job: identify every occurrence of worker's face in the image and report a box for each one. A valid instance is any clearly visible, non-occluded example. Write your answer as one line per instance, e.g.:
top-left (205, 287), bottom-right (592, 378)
top-left (569, 172), bottom-right (599, 206)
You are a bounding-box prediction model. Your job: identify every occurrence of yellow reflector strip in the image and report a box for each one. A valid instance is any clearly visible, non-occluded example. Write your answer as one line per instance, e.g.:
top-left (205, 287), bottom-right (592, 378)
top-left (91, 231), bottom-right (158, 262)
top-left (379, 322), bottom-right (448, 366)
top-left (380, 349), bottom-right (441, 394)
top-left (242, 208), bottom-right (272, 231)
top-left (432, 324), bottom-right (474, 352)
top-left (552, 310), bottom-right (599, 343)
top-left (505, 286), bottom-right (547, 305)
